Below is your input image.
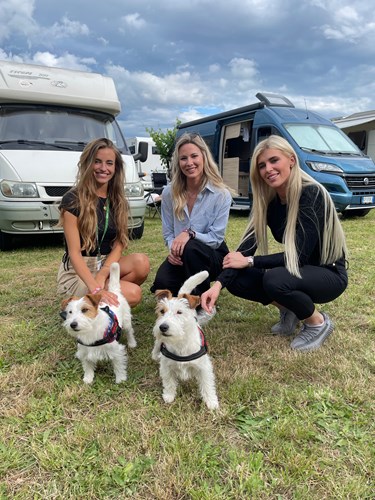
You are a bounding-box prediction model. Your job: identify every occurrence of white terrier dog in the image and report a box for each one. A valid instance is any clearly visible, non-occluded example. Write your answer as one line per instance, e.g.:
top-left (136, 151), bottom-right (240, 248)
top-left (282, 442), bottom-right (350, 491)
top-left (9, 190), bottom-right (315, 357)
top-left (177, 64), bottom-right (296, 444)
top-left (152, 271), bottom-right (219, 410)
top-left (60, 263), bottom-right (136, 384)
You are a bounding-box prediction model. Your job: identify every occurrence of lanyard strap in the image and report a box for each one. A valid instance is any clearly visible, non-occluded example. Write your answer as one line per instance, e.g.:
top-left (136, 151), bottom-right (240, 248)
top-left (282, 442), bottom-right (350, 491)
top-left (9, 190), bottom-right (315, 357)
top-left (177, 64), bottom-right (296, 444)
top-left (96, 198), bottom-right (110, 254)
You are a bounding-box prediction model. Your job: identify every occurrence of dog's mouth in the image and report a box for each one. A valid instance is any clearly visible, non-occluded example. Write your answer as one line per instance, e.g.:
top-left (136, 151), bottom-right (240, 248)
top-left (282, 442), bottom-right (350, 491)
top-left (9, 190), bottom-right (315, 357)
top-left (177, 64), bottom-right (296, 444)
top-left (160, 332), bottom-right (172, 337)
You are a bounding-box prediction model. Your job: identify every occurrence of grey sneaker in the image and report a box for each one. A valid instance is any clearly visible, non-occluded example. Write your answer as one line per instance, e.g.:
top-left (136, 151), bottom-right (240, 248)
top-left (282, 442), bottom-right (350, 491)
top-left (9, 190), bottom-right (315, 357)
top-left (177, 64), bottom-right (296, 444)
top-left (270, 308), bottom-right (299, 336)
top-left (290, 312), bottom-right (334, 351)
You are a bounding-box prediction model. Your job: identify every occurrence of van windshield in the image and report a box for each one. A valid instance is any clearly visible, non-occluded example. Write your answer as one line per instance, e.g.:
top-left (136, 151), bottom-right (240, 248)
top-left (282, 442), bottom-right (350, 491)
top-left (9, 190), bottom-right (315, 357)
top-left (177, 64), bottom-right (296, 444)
top-left (284, 123), bottom-right (361, 155)
top-left (0, 104), bottom-right (128, 152)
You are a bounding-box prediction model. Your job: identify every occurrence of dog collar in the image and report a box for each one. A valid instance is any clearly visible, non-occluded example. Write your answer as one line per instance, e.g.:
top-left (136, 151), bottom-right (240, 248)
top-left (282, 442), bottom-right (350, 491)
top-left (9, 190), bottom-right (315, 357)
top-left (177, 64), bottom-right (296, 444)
top-left (77, 306), bottom-right (122, 347)
top-left (160, 326), bottom-right (208, 362)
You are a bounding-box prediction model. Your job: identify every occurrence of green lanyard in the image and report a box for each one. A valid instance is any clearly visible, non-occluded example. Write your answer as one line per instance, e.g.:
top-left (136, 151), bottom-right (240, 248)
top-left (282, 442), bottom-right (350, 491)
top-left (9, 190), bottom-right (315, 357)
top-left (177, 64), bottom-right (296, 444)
top-left (96, 198), bottom-right (110, 262)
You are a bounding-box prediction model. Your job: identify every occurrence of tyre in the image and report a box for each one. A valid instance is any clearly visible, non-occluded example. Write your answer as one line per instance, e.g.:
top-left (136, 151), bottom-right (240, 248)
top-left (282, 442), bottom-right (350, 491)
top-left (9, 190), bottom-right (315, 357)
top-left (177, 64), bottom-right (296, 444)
top-left (0, 231), bottom-right (14, 251)
top-left (341, 209), bottom-right (371, 218)
top-left (129, 221), bottom-right (144, 240)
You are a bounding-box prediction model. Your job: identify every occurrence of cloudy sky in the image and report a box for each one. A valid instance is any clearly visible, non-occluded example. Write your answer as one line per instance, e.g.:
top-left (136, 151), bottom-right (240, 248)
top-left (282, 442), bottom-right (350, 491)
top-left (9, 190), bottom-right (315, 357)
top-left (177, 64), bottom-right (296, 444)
top-left (1, 0), bottom-right (375, 138)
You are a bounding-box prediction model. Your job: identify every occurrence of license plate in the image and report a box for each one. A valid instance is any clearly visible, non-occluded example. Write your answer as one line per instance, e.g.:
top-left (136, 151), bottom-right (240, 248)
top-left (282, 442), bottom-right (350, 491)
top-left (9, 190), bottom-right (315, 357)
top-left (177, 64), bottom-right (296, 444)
top-left (361, 196), bottom-right (374, 204)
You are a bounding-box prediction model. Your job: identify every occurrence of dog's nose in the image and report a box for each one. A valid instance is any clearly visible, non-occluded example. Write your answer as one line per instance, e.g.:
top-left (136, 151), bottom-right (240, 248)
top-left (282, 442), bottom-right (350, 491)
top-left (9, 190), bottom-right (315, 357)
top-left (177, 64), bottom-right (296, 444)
top-left (159, 323), bottom-right (169, 334)
top-left (70, 321), bottom-right (79, 330)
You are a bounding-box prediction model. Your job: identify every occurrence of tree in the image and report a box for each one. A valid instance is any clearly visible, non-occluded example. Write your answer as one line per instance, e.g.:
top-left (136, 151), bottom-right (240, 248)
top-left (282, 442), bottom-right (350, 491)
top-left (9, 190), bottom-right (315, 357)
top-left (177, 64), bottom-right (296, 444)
top-left (146, 119), bottom-right (181, 178)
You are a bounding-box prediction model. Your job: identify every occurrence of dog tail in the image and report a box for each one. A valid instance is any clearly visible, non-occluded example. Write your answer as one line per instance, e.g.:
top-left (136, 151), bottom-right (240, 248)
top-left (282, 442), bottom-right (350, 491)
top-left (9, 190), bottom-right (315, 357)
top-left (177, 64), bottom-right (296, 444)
top-left (178, 270), bottom-right (209, 295)
top-left (108, 262), bottom-right (121, 293)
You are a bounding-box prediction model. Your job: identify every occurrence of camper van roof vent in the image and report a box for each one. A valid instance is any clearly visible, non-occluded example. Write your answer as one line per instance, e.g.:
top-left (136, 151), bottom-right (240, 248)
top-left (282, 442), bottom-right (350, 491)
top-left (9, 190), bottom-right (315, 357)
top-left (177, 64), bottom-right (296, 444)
top-left (256, 92), bottom-right (295, 108)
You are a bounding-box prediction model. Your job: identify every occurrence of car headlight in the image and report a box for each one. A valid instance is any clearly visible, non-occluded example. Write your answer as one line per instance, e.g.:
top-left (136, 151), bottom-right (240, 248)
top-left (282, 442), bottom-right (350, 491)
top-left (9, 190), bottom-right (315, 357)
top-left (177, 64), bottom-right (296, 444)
top-left (0, 180), bottom-right (39, 197)
top-left (125, 181), bottom-right (144, 198)
top-left (306, 161), bottom-right (343, 174)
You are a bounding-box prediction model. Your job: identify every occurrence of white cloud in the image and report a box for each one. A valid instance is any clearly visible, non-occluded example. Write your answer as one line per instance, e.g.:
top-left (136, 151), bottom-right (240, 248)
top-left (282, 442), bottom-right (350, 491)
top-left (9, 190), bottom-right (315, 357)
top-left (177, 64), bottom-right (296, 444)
top-left (47, 16), bottom-right (90, 39)
top-left (0, 0), bottom-right (37, 42)
top-left (121, 13), bottom-right (146, 30)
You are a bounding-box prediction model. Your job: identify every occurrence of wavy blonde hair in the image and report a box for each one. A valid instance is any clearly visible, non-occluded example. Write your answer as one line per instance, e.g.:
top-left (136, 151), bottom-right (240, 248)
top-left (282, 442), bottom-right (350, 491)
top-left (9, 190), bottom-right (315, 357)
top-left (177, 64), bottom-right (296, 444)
top-left (241, 135), bottom-right (347, 277)
top-left (59, 137), bottom-right (129, 253)
top-left (170, 133), bottom-right (230, 220)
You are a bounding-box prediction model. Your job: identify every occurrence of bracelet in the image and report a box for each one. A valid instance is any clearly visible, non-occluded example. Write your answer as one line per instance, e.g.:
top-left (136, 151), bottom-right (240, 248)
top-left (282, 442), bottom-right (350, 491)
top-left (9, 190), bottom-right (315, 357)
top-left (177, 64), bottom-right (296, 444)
top-left (247, 256), bottom-right (254, 268)
top-left (91, 287), bottom-right (102, 294)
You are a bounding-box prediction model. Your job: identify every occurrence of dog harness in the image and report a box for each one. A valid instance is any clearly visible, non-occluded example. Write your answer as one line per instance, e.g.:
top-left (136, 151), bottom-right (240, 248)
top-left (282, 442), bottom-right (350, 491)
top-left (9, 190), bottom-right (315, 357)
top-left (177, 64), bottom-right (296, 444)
top-left (76, 306), bottom-right (122, 347)
top-left (160, 326), bottom-right (208, 362)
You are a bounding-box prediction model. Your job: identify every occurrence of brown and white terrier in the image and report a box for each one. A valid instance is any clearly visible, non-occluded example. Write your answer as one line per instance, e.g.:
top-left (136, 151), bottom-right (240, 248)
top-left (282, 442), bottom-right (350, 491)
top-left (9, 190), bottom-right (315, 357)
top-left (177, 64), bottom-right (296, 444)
top-left (60, 263), bottom-right (136, 384)
top-left (152, 271), bottom-right (219, 410)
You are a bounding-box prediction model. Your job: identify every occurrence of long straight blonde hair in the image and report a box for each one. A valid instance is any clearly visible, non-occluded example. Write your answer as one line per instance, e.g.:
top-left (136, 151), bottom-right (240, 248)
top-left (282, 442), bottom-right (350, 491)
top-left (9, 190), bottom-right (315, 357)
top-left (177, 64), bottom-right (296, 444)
top-left (170, 133), bottom-right (230, 220)
top-left (59, 138), bottom-right (129, 253)
top-left (241, 135), bottom-right (347, 277)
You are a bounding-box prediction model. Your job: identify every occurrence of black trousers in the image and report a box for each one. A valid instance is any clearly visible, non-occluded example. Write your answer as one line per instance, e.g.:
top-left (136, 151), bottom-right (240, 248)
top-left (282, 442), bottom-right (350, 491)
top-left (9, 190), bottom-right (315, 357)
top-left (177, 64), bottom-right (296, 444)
top-left (226, 263), bottom-right (348, 320)
top-left (151, 239), bottom-right (228, 296)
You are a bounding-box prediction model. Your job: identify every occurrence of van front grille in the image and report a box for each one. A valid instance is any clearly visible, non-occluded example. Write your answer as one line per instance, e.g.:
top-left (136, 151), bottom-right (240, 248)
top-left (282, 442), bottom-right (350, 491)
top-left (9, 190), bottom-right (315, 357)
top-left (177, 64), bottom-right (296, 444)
top-left (344, 175), bottom-right (375, 195)
top-left (45, 186), bottom-right (71, 197)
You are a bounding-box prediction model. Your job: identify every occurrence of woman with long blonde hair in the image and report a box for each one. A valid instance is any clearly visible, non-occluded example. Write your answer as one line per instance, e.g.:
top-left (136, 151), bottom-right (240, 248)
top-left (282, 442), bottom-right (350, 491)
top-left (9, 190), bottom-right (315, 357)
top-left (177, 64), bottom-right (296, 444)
top-left (201, 135), bottom-right (348, 352)
top-left (150, 132), bottom-right (232, 296)
top-left (57, 138), bottom-right (150, 307)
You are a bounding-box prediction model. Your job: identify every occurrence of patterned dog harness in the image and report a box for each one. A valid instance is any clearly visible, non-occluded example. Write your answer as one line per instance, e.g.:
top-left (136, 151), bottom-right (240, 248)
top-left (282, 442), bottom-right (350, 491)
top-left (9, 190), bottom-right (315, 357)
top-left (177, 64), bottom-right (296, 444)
top-left (77, 306), bottom-right (122, 347)
top-left (160, 326), bottom-right (208, 362)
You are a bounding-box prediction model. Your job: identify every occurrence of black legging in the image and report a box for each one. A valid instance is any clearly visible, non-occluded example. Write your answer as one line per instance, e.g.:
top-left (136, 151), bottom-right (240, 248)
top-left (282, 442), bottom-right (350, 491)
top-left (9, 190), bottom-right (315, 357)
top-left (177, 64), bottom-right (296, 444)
top-left (226, 263), bottom-right (348, 320)
top-left (151, 239), bottom-right (228, 296)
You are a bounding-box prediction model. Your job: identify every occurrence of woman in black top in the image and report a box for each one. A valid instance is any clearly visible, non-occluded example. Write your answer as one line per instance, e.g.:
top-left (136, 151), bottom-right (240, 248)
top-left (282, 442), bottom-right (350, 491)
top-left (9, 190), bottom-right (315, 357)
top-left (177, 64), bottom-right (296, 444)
top-left (201, 135), bottom-right (348, 352)
top-left (57, 138), bottom-right (149, 307)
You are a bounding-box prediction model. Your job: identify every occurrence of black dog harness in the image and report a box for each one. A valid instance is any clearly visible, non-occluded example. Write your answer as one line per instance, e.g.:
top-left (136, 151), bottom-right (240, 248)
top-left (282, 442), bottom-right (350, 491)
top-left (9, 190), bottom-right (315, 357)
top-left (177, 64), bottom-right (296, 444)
top-left (77, 306), bottom-right (122, 347)
top-left (160, 327), bottom-right (208, 362)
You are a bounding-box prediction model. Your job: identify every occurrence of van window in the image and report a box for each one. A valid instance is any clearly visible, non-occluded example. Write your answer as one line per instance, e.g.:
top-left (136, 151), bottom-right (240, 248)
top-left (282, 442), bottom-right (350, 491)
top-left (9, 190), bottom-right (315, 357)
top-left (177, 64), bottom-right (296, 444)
top-left (285, 124), bottom-right (360, 154)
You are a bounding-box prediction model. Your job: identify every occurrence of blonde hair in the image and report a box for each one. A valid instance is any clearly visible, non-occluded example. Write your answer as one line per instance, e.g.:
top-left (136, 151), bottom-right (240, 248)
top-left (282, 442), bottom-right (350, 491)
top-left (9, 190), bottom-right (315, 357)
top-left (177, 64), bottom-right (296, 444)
top-left (59, 138), bottom-right (129, 253)
top-left (170, 133), bottom-right (230, 220)
top-left (241, 135), bottom-right (347, 277)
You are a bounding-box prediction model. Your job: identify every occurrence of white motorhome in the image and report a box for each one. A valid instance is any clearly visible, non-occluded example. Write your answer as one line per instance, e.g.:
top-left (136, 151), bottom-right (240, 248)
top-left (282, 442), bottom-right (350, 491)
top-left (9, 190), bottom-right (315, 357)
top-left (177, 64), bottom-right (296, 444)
top-left (128, 136), bottom-right (167, 191)
top-left (0, 60), bottom-right (146, 250)
top-left (333, 111), bottom-right (375, 162)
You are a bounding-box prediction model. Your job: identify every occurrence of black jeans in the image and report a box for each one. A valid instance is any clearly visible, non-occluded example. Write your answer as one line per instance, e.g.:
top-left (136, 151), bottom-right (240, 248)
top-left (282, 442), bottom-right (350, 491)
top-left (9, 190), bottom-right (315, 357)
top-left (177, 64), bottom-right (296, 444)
top-left (151, 239), bottom-right (228, 296)
top-left (226, 263), bottom-right (348, 320)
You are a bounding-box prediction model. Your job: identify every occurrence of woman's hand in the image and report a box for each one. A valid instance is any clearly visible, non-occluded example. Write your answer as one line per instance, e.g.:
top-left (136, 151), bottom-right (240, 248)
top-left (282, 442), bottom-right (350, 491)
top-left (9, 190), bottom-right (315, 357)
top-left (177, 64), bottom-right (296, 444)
top-left (222, 251), bottom-right (249, 269)
top-left (167, 252), bottom-right (183, 266)
top-left (170, 231), bottom-right (190, 257)
top-left (91, 287), bottom-right (120, 307)
top-left (201, 281), bottom-right (222, 313)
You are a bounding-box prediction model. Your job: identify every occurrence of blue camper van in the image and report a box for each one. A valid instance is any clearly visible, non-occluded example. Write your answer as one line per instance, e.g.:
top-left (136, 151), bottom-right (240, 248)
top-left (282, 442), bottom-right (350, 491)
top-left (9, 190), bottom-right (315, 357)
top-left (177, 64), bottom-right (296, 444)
top-left (177, 92), bottom-right (375, 216)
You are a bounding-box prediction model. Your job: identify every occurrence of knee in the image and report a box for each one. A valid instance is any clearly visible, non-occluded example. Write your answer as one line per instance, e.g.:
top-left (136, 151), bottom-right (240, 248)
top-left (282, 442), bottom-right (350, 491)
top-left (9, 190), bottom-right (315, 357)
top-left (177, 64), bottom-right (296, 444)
top-left (122, 283), bottom-right (142, 308)
top-left (263, 269), bottom-right (289, 297)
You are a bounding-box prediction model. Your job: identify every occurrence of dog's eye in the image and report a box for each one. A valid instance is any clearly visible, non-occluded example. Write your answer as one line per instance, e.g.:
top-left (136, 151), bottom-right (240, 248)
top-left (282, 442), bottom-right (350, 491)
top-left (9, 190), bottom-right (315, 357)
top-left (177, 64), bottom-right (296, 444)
top-left (82, 307), bottom-right (89, 313)
top-left (176, 310), bottom-right (183, 315)
top-left (159, 308), bottom-right (166, 315)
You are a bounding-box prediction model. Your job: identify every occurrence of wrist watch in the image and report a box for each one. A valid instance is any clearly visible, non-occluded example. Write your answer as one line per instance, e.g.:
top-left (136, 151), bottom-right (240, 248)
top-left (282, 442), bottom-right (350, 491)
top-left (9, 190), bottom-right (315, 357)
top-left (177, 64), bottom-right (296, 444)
top-left (183, 228), bottom-right (196, 239)
top-left (247, 256), bottom-right (254, 267)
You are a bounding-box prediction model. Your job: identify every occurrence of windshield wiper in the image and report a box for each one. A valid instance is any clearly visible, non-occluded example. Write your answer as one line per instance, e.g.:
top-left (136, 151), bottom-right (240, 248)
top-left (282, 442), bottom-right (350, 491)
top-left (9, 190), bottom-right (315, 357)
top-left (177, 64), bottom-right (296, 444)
top-left (300, 147), bottom-right (329, 154)
top-left (0, 139), bottom-right (73, 150)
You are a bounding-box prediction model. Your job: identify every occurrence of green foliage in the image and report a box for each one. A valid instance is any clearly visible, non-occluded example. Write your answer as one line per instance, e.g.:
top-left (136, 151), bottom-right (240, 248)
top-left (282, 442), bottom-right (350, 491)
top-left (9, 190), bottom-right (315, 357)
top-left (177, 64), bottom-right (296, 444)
top-left (146, 119), bottom-right (181, 175)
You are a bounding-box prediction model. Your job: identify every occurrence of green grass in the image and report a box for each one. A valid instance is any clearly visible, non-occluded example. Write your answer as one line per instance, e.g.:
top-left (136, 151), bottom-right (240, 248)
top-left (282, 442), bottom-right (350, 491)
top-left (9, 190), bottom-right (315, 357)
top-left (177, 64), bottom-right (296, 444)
top-left (0, 211), bottom-right (374, 499)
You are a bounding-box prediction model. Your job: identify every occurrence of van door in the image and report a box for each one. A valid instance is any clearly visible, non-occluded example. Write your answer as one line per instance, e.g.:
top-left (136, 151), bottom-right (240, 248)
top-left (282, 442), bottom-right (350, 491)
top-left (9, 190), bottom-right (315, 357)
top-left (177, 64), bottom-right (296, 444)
top-left (220, 121), bottom-right (253, 208)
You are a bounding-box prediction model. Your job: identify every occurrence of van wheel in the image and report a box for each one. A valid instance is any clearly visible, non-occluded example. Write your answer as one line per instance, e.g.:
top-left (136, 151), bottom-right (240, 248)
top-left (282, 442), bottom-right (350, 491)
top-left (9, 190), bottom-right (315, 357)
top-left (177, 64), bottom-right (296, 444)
top-left (0, 231), bottom-right (13, 251)
top-left (341, 209), bottom-right (371, 218)
top-left (129, 222), bottom-right (144, 240)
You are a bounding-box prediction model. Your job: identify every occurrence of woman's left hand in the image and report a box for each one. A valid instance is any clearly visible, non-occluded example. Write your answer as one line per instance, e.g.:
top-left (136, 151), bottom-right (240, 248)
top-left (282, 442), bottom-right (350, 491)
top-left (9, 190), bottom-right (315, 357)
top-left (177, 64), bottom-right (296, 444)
top-left (171, 231), bottom-right (190, 257)
top-left (222, 251), bottom-right (249, 269)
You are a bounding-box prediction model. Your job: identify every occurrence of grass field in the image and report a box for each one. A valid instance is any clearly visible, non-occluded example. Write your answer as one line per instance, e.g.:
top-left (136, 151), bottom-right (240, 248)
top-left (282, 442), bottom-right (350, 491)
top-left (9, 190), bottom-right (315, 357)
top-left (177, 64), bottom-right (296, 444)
top-left (0, 210), bottom-right (374, 499)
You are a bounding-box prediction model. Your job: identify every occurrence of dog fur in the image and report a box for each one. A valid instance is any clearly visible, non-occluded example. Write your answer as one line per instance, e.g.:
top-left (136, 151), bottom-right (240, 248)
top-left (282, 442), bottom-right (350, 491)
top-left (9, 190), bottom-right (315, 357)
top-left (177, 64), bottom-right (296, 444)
top-left (60, 262), bottom-right (136, 384)
top-left (152, 271), bottom-right (219, 409)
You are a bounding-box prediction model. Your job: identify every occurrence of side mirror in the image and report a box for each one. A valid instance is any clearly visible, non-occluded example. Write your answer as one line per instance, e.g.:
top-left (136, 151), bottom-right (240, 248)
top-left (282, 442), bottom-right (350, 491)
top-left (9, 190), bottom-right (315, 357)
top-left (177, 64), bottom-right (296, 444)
top-left (133, 141), bottom-right (148, 162)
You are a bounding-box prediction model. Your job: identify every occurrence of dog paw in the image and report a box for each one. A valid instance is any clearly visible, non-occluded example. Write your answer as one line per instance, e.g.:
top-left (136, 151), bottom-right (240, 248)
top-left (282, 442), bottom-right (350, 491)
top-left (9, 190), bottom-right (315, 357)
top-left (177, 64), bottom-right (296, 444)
top-left (162, 393), bottom-right (175, 404)
top-left (115, 375), bottom-right (127, 384)
top-left (127, 339), bottom-right (137, 349)
top-left (205, 398), bottom-right (219, 410)
top-left (83, 376), bottom-right (94, 384)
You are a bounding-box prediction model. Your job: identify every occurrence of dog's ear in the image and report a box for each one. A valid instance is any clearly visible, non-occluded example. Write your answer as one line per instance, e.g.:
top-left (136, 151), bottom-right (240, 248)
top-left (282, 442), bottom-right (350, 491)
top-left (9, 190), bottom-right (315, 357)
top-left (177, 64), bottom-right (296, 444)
top-left (60, 296), bottom-right (79, 311)
top-left (155, 289), bottom-right (173, 301)
top-left (179, 293), bottom-right (201, 310)
top-left (86, 293), bottom-right (102, 307)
